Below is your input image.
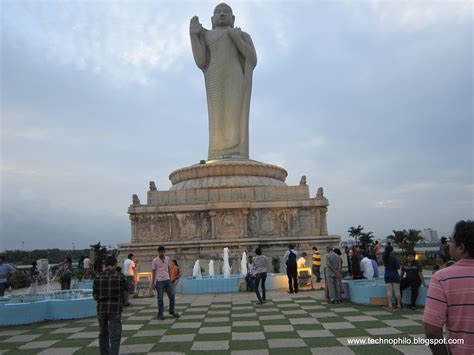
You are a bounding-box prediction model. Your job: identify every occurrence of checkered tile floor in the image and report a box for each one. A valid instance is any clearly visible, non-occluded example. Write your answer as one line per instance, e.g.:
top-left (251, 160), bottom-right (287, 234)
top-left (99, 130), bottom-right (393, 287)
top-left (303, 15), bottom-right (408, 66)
top-left (0, 290), bottom-right (430, 354)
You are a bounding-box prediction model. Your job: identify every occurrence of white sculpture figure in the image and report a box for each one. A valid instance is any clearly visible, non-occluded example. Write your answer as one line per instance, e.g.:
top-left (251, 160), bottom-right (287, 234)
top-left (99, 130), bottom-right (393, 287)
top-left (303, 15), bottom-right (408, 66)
top-left (190, 3), bottom-right (257, 160)
top-left (240, 251), bottom-right (247, 277)
top-left (192, 260), bottom-right (202, 279)
top-left (223, 247), bottom-right (231, 278)
top-left (209, 260), bottom-right (215, 278)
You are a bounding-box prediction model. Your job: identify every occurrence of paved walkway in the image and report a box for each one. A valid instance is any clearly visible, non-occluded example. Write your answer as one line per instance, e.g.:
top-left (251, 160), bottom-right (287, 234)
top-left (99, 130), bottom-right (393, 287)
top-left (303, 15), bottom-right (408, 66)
top-left (0, 290), bottom-right (430, 354)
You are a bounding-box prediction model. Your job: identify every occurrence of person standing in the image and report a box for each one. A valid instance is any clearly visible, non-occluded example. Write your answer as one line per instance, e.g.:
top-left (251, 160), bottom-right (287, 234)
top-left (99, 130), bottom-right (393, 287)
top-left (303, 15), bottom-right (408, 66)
top-left (351, 246), bottom-right (362, 279)
top-left (245, 255), bottom-right (255, 291)
top-left (400, 252), bottom-right (426, 310)
top-left (432, 253), bottom-right (450, 274)
top-left (325, 246), bottom-right (341, 303)
top-left (284, 245), bottom-right (298, 294)
top-left (93, 255), bottom-right (128, 355)
top-left (383, 246), bottom-right (401, 310)
top-left (374, 240), bottom-right (382, 265)
top-left (439, 237), bottom-right (451, 261)
top-left (424, 220), bottom-right (474, 355)
top-left (59, 257), bottom-right (73, 290)
top-left (311, 247), bottom-right (322, 283)
top-left (83, 256), bottom-right (91, 279)
top-left (170, 260), bottom-right (180, 287)
top-left (123, 253), bottom-right (137, 306)
top-left (253, 247), bottom-right (268, 304)
top-left (151, 246), bottom-right (180, 320)
top-left (0, 256), bottom-right (15, 297)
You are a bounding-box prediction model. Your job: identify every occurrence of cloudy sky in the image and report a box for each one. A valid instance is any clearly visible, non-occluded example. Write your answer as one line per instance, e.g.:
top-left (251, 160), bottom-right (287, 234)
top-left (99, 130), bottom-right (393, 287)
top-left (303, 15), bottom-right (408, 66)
top-left (1, 0), bottom-right (472, 251)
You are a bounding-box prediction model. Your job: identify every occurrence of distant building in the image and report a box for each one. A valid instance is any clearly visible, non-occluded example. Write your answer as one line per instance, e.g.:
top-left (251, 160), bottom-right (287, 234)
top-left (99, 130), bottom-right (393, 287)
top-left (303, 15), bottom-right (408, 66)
top-left (422, 228), bottom-right (438, 243)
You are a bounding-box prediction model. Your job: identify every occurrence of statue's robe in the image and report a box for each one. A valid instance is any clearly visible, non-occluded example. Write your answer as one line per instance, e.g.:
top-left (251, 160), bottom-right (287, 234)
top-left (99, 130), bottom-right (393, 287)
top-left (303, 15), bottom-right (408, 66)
top-left (203, 29), bottom-right (255, 160)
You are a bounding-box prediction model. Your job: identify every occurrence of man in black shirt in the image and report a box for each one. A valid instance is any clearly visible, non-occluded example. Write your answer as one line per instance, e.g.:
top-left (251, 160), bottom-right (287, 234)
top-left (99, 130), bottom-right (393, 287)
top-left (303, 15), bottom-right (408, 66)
top-left (400, 252), bottom-right (426, 310)
top-left (93, 255), bottom-right (128, 355)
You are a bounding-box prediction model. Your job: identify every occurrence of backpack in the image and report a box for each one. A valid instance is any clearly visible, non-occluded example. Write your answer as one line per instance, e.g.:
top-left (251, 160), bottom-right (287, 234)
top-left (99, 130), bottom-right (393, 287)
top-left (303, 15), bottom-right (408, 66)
top-left (286, 251), bottom-right (297, 267)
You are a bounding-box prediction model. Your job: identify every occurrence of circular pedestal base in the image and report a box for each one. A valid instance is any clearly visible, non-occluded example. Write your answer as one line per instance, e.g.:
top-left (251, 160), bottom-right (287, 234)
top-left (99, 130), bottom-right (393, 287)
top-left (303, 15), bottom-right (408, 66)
top-left (169, 160), bottom-right (288, 190)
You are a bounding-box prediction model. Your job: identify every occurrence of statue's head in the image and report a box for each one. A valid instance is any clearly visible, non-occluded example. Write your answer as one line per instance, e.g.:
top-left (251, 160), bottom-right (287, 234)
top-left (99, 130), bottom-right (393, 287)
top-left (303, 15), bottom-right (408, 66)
top-left (212, 3), bottom-right (235, 29)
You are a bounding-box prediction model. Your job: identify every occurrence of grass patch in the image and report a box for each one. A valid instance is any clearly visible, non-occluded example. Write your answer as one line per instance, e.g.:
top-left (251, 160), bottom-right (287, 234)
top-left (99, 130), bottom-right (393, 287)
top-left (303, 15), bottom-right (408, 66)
top-left (75, 348), bottom-right (100, 355)
top-left (395, 325), bottom-right (424, 334)
top-left (229, 339), bottom-right (268, 350)
top-left (150, 341), bottom-right (193, 352)
top-left (350, 345), bottom-right (403, 354)
top-left (232, 326), bottom-right (264, 332)
top-left (265, 331), bottom-right (299, 339)
top-left (0, 342), bottom-right (24, 350)
top-left (293, 324), bottom-right (324, 331)
top-left (352, 321), bottom-right (388, 329)
top-left (260, 319), bottom-right (291, 326)
top-left (35, 333), bottom-right (68, 341)
top-left (304, 337), bottom-right (342, 347)
top-left (164, 328), bottom-right (199, 335)
top-left (201, 322), bottom-right (232, 328)
top-left (269, 348), bottom-right (312, 355)
top-left (330, 328), bottom-right (370, 338)
top-left (194, 333), bottom-right (232, 341)
top-left (122, 336), bottom-right (158, 345)
top-left (51, 339), bottom-right (93, 348)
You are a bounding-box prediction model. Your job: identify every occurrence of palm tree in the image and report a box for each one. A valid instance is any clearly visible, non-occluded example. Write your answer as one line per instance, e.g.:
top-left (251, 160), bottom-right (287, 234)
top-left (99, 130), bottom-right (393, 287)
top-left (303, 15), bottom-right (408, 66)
top-left (406, 229), bottom-right (423, 252)
top-left (359, 231), bottom-right (374, 251)
top-left (387, 230), bottom-right (409, 252)
top-left (387, 229), bottom-right (422, 253)
top-left (348, 225), bottom-right (364, 246)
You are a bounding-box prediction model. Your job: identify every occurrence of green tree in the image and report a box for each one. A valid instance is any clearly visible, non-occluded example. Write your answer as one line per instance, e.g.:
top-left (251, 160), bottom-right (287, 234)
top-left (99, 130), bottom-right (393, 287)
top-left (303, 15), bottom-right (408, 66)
top-left (387, 229), bottom-right (423, 253)
top-left (348, 225), bottom-right (364, 246)
top-left (406, 229), bottom-right (423, 252)
top-left (359, 231), bottom-right (374, 251)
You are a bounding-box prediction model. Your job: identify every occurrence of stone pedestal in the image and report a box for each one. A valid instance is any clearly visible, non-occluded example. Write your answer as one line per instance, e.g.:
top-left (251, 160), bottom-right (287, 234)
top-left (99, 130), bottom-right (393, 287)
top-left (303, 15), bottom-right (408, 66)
top-left (119, 160), bottom-right (339, 275)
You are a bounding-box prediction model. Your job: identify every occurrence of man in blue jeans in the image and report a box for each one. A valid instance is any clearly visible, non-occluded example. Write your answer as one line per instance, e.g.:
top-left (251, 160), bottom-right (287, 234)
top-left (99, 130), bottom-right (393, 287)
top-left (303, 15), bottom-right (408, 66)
top-left (93, 255), bottom-right (128, 355)
top-left (151, 246), bottom-right (180, 320)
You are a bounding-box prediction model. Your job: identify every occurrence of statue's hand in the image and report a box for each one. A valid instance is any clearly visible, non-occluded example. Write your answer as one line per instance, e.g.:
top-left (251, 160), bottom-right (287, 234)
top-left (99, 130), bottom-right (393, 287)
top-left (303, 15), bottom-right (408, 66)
top-left (190, 16), bottom-right (202, 35)
top-left (228, 27), bottom-right (242, 40)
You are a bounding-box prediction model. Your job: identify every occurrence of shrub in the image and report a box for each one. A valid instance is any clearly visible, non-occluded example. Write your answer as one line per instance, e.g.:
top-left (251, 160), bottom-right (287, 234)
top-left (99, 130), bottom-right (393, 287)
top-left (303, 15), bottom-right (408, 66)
top-left (8, 271), bottom-right (30, 289)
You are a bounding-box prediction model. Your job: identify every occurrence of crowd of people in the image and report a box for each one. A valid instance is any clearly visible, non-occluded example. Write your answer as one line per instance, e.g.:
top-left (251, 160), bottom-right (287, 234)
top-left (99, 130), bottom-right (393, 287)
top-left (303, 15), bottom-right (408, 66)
top-left (91, 220), bottom-right (473, 355)
top-left (2, 221), bottom-right (472, 355)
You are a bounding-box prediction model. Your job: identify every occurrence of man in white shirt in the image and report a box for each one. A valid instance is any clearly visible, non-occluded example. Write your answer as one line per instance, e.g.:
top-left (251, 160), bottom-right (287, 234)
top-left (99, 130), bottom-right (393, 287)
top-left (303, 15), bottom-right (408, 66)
top-left (360, 252), bottom-right (374, 280)
top-left (123, 253), bottom-right (137, 306)
top-left (297, 252), bottom-right (307, 269)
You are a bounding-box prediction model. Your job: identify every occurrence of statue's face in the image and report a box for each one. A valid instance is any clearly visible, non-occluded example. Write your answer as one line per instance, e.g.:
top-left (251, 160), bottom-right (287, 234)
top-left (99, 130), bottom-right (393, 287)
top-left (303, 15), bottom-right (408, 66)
top-left (213, 4), bottom-right (233, 27)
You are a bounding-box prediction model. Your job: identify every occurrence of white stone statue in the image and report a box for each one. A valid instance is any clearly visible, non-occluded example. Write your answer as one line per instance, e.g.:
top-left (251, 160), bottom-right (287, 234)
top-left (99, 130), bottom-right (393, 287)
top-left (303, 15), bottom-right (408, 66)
top-left (190, 3), bottom-right (257, 160)
top-left (223, 247), bottom-right (231, 278)
top-left (192, 260), bottom-right (202, 279)
top-left (209, 259), bottom-right (215, 278)
top-left (240, 251), bottom-right (247, 277)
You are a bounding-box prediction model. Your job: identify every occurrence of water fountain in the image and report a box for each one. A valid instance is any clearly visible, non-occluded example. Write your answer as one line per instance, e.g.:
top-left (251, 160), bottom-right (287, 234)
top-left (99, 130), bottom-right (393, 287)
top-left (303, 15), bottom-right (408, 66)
top-left (0, 289), bottom-right (96, 326)
top-left (192, 260), bottom-right (202, 279)
top-left (240, 252), bottom-right (247, 277)
top-left (342, 275), bottom-right (431, 305)
top-left (208, 260), bottom-right (214, 278)
top-left (223, 247), bottom-right (231, 278)
top-left (0, 260), bottom-right (96, 325)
